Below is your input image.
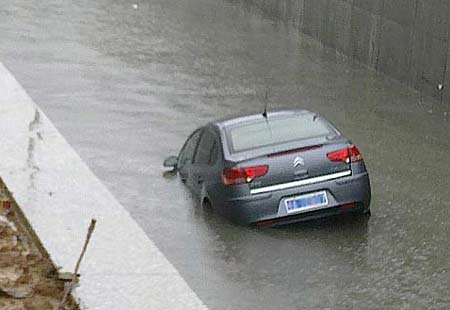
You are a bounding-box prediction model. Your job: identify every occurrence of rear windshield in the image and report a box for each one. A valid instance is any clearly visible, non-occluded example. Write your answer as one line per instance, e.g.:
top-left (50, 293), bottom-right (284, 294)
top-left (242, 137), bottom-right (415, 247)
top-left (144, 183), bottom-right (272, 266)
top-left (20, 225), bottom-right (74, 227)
top-left (227, 114), bottom-right (334, 153)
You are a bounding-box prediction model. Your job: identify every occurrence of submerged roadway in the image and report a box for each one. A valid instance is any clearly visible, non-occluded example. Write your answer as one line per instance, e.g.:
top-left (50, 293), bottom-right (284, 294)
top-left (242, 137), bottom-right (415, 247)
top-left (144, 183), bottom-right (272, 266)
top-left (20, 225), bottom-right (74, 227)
top-left (1, 1), bottom-right (450, 309)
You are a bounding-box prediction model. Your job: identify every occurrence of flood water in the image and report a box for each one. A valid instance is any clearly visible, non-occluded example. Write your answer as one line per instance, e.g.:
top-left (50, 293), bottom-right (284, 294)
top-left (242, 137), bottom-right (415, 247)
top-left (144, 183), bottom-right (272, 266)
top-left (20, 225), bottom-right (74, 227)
top-left (1, 0), bottom-right (450, 309)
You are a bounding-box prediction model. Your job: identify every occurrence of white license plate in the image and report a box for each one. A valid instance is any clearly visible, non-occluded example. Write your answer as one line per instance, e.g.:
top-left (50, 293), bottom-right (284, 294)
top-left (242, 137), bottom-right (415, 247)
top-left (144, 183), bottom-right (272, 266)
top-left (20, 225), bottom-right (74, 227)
top-left (285, 191), bottom-right (328, 214)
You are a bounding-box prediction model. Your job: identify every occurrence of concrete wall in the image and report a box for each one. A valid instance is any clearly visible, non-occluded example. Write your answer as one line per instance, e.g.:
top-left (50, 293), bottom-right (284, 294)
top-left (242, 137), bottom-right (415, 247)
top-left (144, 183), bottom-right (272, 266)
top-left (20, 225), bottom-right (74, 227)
top-left (241, 0), bottom-right (450, 101)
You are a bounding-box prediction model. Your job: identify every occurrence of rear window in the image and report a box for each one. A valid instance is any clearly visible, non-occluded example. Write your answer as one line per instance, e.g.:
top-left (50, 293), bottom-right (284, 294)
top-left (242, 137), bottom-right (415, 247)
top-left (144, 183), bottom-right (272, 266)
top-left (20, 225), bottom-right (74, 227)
top-left (227, 114), bottom-right (333, 153)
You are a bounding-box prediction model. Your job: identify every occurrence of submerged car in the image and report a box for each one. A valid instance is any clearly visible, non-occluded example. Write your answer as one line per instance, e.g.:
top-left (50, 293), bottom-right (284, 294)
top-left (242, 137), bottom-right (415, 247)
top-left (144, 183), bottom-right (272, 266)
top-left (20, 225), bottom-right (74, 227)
top-left (164, 110), bottom-right (371, 226)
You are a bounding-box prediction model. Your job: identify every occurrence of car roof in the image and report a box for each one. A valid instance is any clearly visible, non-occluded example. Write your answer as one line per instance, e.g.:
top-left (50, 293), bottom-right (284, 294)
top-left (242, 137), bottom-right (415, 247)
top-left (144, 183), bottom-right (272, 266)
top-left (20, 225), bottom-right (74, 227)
top-left (205, 109), bottom-right (343, 162)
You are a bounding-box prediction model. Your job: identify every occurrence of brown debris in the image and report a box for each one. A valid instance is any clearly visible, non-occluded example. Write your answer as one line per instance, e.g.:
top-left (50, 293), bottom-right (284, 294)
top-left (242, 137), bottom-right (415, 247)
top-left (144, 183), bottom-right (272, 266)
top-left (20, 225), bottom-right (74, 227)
top-left (0, 181), bottom-right (78, 309)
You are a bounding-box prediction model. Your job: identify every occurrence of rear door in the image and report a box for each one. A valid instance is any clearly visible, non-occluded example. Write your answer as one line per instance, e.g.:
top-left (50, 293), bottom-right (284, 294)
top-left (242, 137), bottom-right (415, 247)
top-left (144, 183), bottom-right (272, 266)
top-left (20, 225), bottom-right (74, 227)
top-left (177, 129), bottom-right (203, 187)
top-left (191, 128), bottom-right (221, 196)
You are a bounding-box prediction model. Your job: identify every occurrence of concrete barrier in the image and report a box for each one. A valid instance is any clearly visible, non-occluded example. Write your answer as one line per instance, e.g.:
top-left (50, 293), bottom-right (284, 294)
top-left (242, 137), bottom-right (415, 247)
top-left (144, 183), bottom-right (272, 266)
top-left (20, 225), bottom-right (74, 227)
top-left (237, 0), bottom-right (450, 103)
top-left (0, 63), bottom-right (208, 309)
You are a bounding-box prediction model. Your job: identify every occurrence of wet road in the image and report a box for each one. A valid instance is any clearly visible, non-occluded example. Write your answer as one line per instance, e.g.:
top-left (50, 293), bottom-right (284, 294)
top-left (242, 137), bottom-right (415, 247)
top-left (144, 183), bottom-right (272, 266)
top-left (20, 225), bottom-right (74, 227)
top-left (1, 1), bottom-right (450, 309)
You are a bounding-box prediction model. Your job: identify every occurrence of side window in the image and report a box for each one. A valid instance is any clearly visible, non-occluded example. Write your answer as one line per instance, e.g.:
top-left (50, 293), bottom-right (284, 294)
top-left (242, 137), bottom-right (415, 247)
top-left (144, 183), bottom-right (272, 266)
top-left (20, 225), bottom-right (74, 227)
top-left (178, 129), bottom-right (202, 169)
top-left (195, 129), bottom-right (215, 165)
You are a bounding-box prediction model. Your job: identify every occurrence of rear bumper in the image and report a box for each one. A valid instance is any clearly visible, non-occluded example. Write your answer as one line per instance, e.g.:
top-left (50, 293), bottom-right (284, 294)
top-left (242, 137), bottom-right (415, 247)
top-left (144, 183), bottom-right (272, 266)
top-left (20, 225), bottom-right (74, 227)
top-left (218, 172), bottom-right (371, 225)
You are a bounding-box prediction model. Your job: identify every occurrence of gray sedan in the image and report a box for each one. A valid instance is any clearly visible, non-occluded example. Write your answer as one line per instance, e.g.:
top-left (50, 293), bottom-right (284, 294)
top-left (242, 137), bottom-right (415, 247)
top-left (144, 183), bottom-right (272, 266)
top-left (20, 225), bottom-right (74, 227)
top-left (164, 110), bottom-right (371, 226)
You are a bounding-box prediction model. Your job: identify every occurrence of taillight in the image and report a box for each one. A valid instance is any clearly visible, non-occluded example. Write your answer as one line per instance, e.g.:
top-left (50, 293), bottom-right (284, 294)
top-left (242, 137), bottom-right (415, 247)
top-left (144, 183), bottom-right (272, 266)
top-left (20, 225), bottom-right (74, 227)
top-left (348, 145), bottom-right (362, 162)
top-left (222, 165), bottom-right (268, 185)
top-left (326, 145), bottom-right (362, 163)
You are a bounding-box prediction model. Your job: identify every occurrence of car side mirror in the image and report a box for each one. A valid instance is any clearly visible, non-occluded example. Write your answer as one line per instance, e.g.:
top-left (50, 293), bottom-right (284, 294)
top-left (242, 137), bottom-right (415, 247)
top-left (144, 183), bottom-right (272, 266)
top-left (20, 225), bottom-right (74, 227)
top-left (163, 156), bottom-right (178, 169)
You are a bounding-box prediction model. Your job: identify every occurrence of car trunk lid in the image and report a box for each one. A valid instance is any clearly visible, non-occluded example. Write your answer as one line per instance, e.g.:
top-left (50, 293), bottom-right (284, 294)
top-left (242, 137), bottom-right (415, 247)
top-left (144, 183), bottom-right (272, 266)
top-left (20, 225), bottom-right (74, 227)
top-left (238, 140), bottom-right (351, 193)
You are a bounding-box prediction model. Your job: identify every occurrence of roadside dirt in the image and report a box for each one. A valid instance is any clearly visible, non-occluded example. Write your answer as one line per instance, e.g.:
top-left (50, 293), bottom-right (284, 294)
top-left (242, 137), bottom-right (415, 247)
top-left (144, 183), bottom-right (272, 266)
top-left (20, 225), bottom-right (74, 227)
top-left (0, 180), bottom-right (78, 310)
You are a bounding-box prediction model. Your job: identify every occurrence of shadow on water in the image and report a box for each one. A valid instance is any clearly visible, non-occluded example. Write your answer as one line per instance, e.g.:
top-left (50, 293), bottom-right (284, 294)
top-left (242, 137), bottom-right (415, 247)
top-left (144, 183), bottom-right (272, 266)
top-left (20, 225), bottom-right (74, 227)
top-left (272, 212), bottom-right (369, 234)
top-left (202, 205), bottom-right (369, 247)
top-left (193, 195), bottom-right (370, 264)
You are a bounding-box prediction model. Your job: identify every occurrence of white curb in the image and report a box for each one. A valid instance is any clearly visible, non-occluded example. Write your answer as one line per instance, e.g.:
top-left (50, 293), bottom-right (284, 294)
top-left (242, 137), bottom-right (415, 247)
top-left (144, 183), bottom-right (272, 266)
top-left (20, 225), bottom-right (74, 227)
top-left (0, 62), bottom-right (208, 310)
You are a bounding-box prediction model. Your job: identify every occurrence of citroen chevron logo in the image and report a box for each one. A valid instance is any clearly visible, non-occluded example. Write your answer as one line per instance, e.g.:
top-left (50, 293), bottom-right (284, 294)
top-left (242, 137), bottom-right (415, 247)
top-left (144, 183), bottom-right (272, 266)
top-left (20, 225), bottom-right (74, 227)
top-left (293, 156), bottom-right (304, 167)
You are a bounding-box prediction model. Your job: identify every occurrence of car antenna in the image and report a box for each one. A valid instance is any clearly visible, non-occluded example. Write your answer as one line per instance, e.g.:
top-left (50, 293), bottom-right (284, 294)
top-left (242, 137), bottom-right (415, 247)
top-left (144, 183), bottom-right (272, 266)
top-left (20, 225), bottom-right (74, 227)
top-left (262, 89), bottom-right (268, 118)
top-left (262, 88), bottom-right (273, 138)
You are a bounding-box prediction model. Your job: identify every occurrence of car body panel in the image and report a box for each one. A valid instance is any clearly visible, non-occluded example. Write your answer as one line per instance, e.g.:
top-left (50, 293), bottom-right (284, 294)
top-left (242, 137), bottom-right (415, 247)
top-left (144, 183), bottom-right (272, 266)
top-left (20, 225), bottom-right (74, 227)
top-left (174, 110), bottom-right (371, 226)
top-left (219, 172), bottom-right (370, 224)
